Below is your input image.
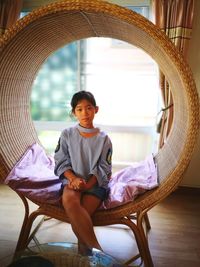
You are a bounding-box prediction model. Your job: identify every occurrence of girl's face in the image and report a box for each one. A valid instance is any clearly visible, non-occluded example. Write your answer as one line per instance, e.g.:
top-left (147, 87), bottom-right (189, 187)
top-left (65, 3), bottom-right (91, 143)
top-left (73, 99), bottom-right (98, 128)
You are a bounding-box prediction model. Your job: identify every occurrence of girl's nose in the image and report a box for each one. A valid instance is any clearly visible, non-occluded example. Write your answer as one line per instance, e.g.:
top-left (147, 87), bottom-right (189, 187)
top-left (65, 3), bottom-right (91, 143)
top-left (83, 109), bottom-right (88, 115)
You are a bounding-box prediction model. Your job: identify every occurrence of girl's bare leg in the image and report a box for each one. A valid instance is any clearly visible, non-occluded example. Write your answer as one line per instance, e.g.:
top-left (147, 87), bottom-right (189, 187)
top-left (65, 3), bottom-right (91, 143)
top-left (78, 194), bottom-right (103, 254)
top-left (62, 186), bottom-right (102, 250)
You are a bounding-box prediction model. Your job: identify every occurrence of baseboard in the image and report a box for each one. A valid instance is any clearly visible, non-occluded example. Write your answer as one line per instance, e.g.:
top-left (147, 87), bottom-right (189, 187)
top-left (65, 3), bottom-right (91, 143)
top-left (174, 186), bottom-right (200, 195)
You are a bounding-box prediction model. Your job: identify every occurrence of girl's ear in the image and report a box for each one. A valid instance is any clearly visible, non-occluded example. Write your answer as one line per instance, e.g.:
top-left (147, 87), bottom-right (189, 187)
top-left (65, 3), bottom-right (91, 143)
top-left (70, 110), bottom-right (77, 119)
top-left (95, 106), bottom-right (99, 114)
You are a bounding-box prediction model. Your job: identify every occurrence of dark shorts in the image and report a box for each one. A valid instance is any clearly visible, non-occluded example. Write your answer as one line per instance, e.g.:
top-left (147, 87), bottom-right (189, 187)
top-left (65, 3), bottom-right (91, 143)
top-left (60, 177), bottom-right (109, 201)
top-left (82, 184), bottom-right (109, 201)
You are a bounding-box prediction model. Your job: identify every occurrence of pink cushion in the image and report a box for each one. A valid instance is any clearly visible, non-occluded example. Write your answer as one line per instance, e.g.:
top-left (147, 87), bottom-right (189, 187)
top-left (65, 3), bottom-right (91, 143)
top-left (5, 143), bottom-right (158, 209)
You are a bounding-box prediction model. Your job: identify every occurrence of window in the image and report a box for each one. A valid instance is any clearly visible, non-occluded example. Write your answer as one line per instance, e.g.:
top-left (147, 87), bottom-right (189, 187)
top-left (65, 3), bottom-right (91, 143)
top-left (82, 38), bottom-right (160, 169)
top-left (22, 1), bottom-right (161, 171)
top-left (31, 42), bottom-right (78, 122)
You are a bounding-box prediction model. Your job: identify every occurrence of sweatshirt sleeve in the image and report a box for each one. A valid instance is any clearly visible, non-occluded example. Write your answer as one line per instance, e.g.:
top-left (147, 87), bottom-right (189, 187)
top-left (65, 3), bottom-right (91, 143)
top-left (54, 130), bottom-right (72, 177)
top-left (90, 135), bottom-right (112, 187)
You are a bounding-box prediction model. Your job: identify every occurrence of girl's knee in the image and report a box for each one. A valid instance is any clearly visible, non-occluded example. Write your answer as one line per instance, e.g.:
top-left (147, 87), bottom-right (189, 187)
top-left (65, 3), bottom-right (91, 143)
top-left (62, 189), bottom-right (81, 212)
top-left (81, 195), bottom-right (102, 216)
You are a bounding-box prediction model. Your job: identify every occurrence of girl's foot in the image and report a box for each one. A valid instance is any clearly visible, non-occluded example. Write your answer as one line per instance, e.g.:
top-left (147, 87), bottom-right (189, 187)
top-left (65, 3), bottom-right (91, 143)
top-left (78, 242), bottom-right (93, 256)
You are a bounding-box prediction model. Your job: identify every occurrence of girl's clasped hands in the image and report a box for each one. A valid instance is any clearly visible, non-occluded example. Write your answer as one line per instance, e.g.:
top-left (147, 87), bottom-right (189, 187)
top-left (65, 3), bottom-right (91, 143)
top-left (68, 177), bottom-right (88, 191)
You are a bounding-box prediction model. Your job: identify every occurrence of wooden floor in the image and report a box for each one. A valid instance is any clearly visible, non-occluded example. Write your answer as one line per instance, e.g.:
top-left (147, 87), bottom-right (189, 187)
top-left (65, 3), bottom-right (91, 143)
top-left (0, 184), bottom-right (200, 267)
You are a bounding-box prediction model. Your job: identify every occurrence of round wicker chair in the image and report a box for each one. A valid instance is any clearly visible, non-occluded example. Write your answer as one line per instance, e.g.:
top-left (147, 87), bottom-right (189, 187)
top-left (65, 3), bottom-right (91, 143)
top-left (0, 1), bottom-right (199, 266)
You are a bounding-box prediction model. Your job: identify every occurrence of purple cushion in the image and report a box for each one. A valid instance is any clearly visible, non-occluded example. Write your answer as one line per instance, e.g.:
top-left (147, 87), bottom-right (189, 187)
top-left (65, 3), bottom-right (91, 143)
top-left (5, 143), bottom-right (158, 209)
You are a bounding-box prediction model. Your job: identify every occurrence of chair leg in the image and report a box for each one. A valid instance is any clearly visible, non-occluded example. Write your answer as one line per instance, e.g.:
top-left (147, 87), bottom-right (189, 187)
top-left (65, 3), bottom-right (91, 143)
top-left (127, 212), bottom-right (151, 231)
top-left (26, 216), bottom-right (45, 246)
top-left (137, 212), bottom-right (154, 267)
top-left (144, 212), bottom-right (151, 231)
top-left (15, 209), bottom-right (43, 254)
top-left (15, 193), bottom-right (47, 255)
top-left (122, 215), bottom-right (154, 267)
top-left (15, 193), bottom-right (30, 254)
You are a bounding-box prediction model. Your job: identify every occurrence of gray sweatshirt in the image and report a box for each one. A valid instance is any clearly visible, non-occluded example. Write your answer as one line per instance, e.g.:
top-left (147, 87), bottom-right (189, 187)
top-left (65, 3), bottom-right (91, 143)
top-left (54, 125), bottom-right (112, 188)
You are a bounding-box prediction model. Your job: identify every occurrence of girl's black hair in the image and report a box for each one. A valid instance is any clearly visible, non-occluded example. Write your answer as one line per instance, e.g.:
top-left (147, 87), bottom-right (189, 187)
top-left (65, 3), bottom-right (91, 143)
top-left (71, 90), bottom-right (97, 112)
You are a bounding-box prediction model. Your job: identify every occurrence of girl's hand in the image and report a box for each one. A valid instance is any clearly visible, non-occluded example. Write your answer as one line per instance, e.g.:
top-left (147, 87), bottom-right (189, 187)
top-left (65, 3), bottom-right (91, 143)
top-left (64, 170), bottom-right (86, 191)
top-left (68, 177), bottom-right (86, 191)
top-left (79, 182), bottom-right (93, 191)
top-left (77, 175), bottom-right (98, 191)
top-left (67, 174), bottom-right (98, 191)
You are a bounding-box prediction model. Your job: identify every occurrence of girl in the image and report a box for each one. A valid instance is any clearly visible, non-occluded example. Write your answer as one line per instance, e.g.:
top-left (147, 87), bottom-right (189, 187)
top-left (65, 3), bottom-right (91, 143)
top-left (54, 90), bottom-right (112, 254)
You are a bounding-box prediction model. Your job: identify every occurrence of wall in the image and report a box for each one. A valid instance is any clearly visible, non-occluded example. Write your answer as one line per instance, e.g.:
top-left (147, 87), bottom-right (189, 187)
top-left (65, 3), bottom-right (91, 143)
top-left (181, 0), bottom-right (200, 188)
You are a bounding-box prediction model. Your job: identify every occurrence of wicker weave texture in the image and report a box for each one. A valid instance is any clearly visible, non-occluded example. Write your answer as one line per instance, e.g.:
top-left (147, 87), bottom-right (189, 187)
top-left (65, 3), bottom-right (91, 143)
top-left (0, 0), bottom-right (199, 209)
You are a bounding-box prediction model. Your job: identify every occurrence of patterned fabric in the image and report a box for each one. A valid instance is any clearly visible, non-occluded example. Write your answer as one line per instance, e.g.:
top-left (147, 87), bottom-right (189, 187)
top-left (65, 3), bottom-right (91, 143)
top-left (154, 0), bottom-right (194, 56)
top-left (154, 0), bottom-right (194, 148)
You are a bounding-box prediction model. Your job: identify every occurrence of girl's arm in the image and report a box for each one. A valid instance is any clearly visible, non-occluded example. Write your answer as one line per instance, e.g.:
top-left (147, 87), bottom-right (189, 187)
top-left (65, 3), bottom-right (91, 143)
top-left (83, 175), bottom-right (98, 190)
top-left (54, 131), bottom-right (85, 190)
top-left (64, 169), bottom-right (79, 182)
top-left (54, 131), bottom-right (72, 177)
top-left (90, 136), bottom-right (112, 187)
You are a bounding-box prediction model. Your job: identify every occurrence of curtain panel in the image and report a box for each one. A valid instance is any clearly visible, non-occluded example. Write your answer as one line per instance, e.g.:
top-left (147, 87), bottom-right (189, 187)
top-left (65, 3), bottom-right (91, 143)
top-left (0, 0), bottom-right (23, 35)
top-left (154, 0), bottom-right (194, 148)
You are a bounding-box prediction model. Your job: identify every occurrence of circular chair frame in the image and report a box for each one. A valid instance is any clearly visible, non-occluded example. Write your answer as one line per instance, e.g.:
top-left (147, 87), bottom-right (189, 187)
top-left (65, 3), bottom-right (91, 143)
top-left (0, 1), bottom-right (199, 266)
